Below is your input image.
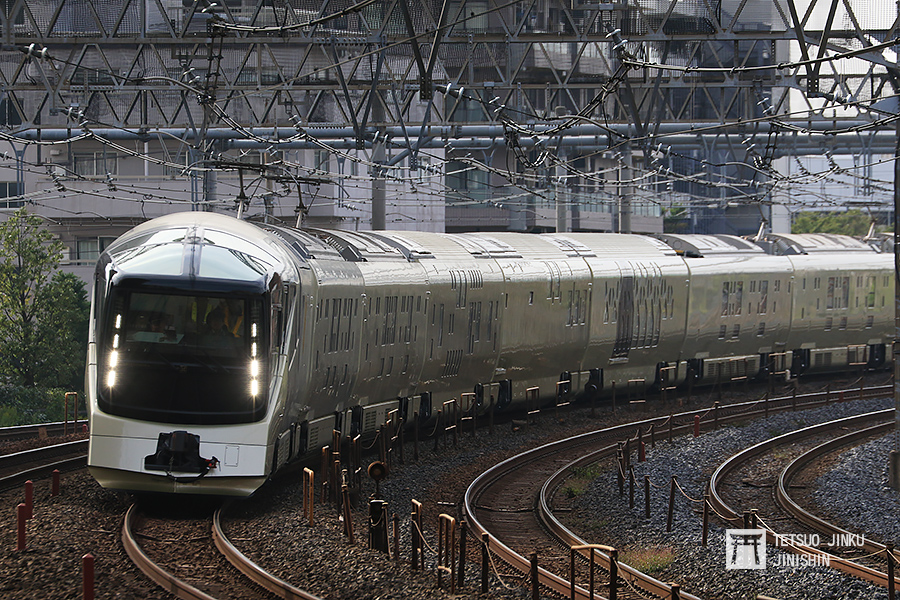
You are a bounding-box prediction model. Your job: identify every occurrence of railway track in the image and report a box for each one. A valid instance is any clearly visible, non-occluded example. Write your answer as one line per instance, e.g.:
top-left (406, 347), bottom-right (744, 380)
top-left (0, 439), bottom-right (87, 490)
top-left (0, 419), bottom-right (87, 443)
top-left (776, 421), bottom-right (894, 558)
top-left (463, 382), bottom-right (891, 600)
top-left (708, 410), bottom-right (900, 589)
top-left (122, 501), bottom-right (322, 600)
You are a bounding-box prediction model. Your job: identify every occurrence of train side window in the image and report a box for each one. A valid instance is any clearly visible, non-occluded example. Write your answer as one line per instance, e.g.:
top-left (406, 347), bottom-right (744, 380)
top-left (866, 277), bottom-right (876, 309)
top-left (732, 324), bottom-right (740, 339)
top-left (718, 325), bottom-right (726, 339)
top-left (721, 282), bottom-right (728, 316)
top-left (774, 280), bottom-right (781, 292)
top-left (474, 302), bottom-right (481, 341)
top-left (529, 291), bottom-right (534, 305)
top-left (448, 313), bottom-right (455, 334)
top-left (757, 322), bottom-right (765, 337)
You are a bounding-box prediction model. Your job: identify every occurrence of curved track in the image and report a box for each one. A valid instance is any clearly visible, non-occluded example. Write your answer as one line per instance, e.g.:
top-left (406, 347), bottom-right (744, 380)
top-left (122, 503), bottom-right (322, 600)
top-left (776, 421), bottom-right (893, 557)
top-left (463, 384), bottom-right (887, 600)
top-left (0, 439), bottom-right (87, 490)
top-left (0, 420), bottom-right (87, 443)
top-left (708, 410), bottom-right (899, 589)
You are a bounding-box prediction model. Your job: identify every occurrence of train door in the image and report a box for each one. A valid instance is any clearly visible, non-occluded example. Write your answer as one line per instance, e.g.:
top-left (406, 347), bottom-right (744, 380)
top-left (612, 263), bottom-right (634, 359)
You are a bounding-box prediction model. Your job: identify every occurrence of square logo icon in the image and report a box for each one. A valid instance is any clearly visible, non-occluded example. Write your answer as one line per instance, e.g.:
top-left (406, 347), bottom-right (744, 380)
top-left (725, 529), bottom-right (766, 570)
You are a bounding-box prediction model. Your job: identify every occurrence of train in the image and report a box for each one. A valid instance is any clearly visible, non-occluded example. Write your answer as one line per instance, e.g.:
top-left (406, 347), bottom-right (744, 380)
top-left (85, 212), bottom-right (894, 495)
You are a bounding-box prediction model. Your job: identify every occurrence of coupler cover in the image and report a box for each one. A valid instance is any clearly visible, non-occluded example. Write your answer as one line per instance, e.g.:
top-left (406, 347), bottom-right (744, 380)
top-left (144, 431), bottom-right (218, 474)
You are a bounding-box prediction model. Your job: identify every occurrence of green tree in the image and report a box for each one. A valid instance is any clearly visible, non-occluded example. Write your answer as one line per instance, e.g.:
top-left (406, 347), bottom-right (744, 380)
top-left (0, 209), bottom-right (89, 389)
top-left (663, 205), bottom-right (690, 233)
top-left (791, 210), bottom-right (875, 236)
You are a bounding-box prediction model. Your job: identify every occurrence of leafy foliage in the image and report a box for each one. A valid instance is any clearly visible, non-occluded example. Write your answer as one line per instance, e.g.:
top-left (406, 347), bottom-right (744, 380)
top-left (0, 386), bottom-right (80, 426)
top-left (663, 205), bottom-right (690, 233)
top-left (0, 209), bottom-right (89, 390)
top-left (791, 210), bottom-right (877, 236)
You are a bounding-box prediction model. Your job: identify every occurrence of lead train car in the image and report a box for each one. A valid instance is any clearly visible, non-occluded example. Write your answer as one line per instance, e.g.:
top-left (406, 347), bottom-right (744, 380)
top-left (85, 213), bottom-right (893, 495)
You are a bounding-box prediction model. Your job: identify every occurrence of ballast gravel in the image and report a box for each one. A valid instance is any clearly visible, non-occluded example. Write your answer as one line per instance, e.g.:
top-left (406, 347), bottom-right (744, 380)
top-left (815, 433), bottom-right (900, 544)
top-left (563, 396), bottom-right (896, 600)
top-left (0, 387), bottom-right (896, 599)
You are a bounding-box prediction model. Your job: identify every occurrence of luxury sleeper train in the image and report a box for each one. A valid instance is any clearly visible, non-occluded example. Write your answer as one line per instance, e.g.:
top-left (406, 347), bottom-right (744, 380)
top-left (86, 212), bottom-right (894, 495)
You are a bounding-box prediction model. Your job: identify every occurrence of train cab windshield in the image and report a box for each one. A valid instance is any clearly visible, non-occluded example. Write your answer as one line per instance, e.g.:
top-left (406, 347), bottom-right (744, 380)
top-left (98, 291), bottom-right (267, 425)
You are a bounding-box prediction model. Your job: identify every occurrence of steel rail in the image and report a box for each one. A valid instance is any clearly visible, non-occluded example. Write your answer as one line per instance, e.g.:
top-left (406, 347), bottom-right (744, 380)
top-left (707, 410), bottom-right (898, 589)
top-left (776, 421), bottom-right (894, 556)
top-left (212, 504), bottom-right (323, 600)
top-left (0, 439), bottom-right (87, 470)
top-left (464, 384), bottom-right (891, 600)
top-left (121, 503), bottom-right (219, 600)
top-left (538, 443), bottom-right (703, 600)
top-left (0, 440), bottom-right (88, 490)
top-left (0, 421), bottom-right (86, 442)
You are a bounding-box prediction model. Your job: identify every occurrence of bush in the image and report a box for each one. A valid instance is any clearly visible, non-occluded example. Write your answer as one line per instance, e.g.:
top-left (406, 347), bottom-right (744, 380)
top-left (0, 386), bottom-right (82, 426)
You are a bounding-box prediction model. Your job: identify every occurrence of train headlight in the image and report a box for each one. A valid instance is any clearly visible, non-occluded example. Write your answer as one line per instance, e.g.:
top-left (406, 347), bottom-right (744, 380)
top-left (249, 321), bottom-right (260, 397)
top-left (107, 313), bottom-right (122, 388)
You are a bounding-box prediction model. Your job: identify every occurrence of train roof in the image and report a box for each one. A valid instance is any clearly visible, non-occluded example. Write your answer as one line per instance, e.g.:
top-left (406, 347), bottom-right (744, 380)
top-left (759, 233), bottom-right (876, 255)
top-left (654, 234), bottom-right (765, 257)
top-left (101, 212), bottom-right (288, 291)
top-left (260, 227), bottom-right (680, 263)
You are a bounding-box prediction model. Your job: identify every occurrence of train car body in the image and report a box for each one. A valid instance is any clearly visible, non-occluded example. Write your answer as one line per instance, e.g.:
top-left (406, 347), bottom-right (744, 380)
top-left (85, 213), bottom-right (893, 495)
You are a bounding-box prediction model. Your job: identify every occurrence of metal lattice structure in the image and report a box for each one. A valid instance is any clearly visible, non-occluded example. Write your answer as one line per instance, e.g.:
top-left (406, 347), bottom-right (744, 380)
top-left (0, 0), bottom-right (896, 238)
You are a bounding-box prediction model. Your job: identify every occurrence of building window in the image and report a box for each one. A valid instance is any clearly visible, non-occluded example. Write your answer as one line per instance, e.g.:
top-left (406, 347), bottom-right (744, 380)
top-left (0, 181), bottom-right (24, 208)
top-left (73, 152), bottom-right (118, 177)
top-left (75, 236), bottom-right (116, 261)
top-left (0, 97), bottom-right (21, 127)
